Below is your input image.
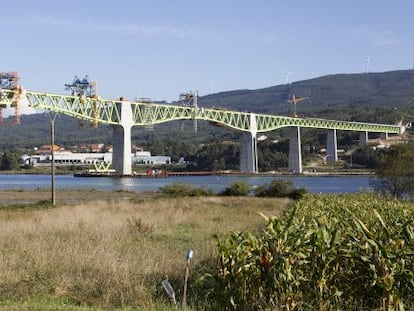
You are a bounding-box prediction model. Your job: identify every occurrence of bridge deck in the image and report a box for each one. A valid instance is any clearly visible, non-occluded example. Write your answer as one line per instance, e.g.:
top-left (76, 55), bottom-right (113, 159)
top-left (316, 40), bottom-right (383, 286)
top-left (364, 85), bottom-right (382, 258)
top-left (0, 88), bottom-right (404, 134)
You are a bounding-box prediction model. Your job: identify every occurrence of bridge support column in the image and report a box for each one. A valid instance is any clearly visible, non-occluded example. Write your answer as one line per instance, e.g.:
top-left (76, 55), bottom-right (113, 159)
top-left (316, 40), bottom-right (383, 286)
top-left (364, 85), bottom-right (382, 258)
top-left (288, 127), bottom-right (302, 173)
top-left (240, 132), bottom-right (258, 173)
top-left (240, 113), bottom-right (258, 173)
top-left (359, 131), bottom-right (369, 145)
top-left (326, 129), bottom-right (338, 163)
top-left (112, 101), bottom-right (134, 176)
top-left (380, 132), bottom-right (388, 140)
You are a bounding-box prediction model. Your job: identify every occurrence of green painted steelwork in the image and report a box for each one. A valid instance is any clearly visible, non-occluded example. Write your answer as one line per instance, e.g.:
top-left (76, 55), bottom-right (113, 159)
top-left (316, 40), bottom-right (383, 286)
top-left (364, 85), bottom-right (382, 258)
top-left (133, 104), bottom-right (252, 132)
top-left (0, 89), bottom-right (403, 134)
top-left (255, 114), bottom-right (401, 134)
top-left (133, 102), bottom-right (193, 126)
top-left (25, 90), bottom-right (122, 125)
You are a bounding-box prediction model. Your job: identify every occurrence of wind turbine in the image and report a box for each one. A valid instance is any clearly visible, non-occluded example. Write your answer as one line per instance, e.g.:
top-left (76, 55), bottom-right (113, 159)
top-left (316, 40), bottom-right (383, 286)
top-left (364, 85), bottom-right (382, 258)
top-left (364, 57), bottom-right (370, 73)
top-left (284, 70), bottom-right (292, 84)
top-left (208, 80), bottom-right (215, 94)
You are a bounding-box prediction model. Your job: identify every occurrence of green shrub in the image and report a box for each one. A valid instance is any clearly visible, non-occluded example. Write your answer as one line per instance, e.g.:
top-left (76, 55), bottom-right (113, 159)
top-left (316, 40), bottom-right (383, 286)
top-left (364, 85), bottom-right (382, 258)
top-left (220, 181), bottom-right (250, 196)
top-left (189, 187), bottom-right (214, 197)
top-left (158, 183), bottom-right (213, 197)
top-left (254, 179), bottom-right (306, 199)
top-left (255, 179), bottom-right (294, 197)
top-left (288, 187), bottom-right (308, 200)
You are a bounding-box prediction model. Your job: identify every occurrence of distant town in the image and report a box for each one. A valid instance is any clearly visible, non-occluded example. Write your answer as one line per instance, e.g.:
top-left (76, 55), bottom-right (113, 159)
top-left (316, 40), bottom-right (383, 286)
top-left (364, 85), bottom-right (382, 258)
top-left (19, 143), bottom-right (172, 168)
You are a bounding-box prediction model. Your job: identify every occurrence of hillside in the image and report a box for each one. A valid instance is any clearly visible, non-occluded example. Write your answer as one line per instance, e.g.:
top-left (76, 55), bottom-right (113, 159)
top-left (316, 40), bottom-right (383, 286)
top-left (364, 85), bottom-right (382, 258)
top-left (200, 69), bottom-right (414, 120)
top-left (0, 69), bottom-right (413, 149)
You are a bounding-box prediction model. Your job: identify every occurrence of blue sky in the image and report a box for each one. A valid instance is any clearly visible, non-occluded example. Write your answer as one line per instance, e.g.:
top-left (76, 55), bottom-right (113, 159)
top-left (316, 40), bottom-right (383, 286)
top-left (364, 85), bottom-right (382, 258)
top-left (2, 0), bottom-right (414, 102)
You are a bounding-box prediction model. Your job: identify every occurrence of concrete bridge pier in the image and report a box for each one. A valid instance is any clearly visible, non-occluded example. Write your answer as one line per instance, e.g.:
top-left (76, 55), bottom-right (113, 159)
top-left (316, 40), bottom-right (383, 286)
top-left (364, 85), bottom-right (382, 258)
top-left (288, 126), bottom-right (302, 173)
top-left (240, 113), bottom-right (258, 173)
top-left (112, 100), bottom-right (134, 176)
top-left (240, 132), bottom-right (258, 173)
top-left (359, 131), bottom-right (369, 145)
top-left (380, 132), bottom-right (389, 140)
top-left (326, 129), bottom-right (338, 163)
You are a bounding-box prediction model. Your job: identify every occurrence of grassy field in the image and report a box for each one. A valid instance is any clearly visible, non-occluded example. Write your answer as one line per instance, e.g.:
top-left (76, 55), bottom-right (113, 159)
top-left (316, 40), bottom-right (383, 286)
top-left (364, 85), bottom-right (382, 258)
top-left (0, 190), bottom-right (289, 310)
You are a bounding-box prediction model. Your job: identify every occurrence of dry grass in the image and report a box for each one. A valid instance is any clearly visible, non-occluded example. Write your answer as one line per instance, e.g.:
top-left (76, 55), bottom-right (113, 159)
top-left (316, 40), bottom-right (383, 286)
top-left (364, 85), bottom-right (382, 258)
top-left (0, 194), bottom-right (289, 309)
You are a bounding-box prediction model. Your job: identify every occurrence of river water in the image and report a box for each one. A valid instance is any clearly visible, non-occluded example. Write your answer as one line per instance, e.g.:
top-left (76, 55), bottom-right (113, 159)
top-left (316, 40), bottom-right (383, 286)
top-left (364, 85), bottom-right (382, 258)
top-left (0, 174), bottom-right (373, 194)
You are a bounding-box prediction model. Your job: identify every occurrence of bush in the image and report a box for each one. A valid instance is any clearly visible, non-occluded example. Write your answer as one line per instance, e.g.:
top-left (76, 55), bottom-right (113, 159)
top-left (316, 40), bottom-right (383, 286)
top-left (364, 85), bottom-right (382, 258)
top-left (158, 182), bottom-right (213, 197)
top-left (254, 179), bottom-right (306, 199)
top-left (220, 181), bottom-right (250, 196)
top-left (289, 187), bottom-right (308, 200)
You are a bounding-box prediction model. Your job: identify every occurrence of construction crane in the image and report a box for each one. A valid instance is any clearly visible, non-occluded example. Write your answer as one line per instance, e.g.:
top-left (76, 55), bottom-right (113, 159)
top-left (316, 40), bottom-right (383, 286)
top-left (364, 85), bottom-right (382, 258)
top-left (65, 75), bottom-right (99, 128)
top-left (0, 71), bottom-right (21, 125)
top-left (178, 91), bottom-right (198, 132)
top-left (65, 75), bottom-right (97, 98)
top-left (288, 94), bottom-right (308, 117)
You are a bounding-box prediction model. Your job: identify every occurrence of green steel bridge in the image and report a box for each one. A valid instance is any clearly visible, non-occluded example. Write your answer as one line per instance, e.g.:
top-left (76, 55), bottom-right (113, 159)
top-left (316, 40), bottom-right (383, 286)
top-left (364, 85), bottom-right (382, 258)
top-left (0, 89), bottom-right (404, 134)
top-left (1, 87), bottom-right (408, 175)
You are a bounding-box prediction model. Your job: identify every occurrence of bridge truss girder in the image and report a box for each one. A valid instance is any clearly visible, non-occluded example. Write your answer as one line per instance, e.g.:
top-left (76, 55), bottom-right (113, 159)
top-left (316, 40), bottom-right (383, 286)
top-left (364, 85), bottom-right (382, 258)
top-left (0, 89), bottom-right (403, 135)
top-left (26, 90), bottom-right (121, 125)
top-left (256, 114), bottom-right (402, 134)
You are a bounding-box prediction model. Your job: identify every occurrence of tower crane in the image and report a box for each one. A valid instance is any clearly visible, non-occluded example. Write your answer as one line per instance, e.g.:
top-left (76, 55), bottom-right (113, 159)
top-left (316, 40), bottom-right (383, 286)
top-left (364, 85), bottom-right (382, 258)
top-left (288, 94), bottom-right (309, 117)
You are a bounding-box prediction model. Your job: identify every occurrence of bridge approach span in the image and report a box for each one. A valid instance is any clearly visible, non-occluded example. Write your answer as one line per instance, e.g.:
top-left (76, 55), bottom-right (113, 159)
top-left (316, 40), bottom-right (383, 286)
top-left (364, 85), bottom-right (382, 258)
top-left (0, 88), bottom-right (407, 175)
top-left (1, 89), bottom-right (403, 134)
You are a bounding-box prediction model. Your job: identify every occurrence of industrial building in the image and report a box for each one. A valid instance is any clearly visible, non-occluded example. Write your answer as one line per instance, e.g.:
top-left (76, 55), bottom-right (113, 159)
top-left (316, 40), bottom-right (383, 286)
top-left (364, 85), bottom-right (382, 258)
top-left (19, 151), bottom-right (170, 167)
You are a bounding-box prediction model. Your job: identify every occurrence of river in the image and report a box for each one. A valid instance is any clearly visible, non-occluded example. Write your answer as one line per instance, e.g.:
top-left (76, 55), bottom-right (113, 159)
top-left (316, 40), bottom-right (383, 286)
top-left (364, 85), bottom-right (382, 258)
top-left (0, 174), bottom-right (374, 194)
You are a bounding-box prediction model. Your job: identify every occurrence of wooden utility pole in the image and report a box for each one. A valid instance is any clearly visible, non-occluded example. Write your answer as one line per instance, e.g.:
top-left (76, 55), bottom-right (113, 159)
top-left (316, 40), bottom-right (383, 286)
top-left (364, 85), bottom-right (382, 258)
top-left (47, 111), bottom-right (58, 206)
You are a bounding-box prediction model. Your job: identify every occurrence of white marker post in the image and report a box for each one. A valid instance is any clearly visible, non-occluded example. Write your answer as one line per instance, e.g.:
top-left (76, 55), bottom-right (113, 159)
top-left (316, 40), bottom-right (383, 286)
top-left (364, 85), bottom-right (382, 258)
top-left (182, 249), bottom-right (193, 310)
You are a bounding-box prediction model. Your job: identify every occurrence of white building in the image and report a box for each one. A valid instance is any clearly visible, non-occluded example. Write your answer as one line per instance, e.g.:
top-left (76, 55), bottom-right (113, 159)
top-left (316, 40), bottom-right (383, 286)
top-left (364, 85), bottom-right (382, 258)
top-left (132, 151), bottom-right (170, 164)
top-left (20, 151), bottom-right (170, 167)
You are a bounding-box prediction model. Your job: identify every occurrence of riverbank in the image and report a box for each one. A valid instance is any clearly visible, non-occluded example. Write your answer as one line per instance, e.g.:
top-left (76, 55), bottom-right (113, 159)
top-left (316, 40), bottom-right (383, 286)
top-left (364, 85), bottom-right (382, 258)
top-left (0, 189), bottom-right (143, 206)
top-left (1, 193), bottom-right (413, 310)
top-left (0, 174), bottom-right (374, 195)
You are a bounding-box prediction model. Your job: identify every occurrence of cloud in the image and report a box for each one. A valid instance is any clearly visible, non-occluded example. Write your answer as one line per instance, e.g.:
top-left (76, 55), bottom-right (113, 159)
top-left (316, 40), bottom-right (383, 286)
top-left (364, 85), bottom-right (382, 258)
top-left (351, 26), bottom-right (399, 46)
top-left (368, 30), bottom-right (399, 46)
top-left (2, 12), bottom-right (285, 45)
top-left (2, 13), bottom-right (206, 41)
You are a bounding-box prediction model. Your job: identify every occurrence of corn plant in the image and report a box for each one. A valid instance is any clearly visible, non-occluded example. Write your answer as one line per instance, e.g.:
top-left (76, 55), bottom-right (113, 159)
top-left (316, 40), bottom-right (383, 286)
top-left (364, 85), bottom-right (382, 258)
top-left (206, 193), bottom-right (414, 310)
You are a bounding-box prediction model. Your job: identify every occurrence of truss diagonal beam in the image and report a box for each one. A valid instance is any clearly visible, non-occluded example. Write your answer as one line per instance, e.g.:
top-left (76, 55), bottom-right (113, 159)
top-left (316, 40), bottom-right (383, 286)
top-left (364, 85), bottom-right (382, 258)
top-left (255, 114), bottom-right (401, 134)
top-left (0, 88), bottom-right (403, 134)
top-left (132, 103), bottom-right (193, 125)
top-left (25, 90), bottom-right (121, 125)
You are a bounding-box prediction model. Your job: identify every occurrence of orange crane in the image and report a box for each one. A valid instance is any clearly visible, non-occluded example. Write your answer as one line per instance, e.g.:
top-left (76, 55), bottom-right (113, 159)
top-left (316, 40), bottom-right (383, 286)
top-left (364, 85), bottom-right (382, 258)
top-left (288, 94), bottom-right (308, 117)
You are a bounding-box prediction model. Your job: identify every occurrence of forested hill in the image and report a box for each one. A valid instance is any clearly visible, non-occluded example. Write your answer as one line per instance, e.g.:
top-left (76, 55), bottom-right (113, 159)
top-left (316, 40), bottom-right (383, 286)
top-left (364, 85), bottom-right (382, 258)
top-left (199, 69), bottom-right (414, 118)
top-left (0, 69), bottom-right (413, 149)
